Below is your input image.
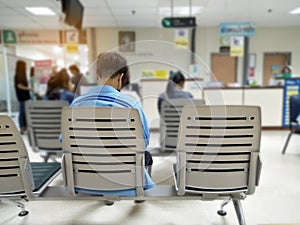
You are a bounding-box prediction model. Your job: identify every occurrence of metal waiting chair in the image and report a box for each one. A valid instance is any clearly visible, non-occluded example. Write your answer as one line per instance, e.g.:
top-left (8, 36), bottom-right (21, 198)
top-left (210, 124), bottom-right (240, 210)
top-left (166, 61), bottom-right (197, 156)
top-left (25, 100), bottom-right (69, 162)
top-left (61, 107), bottom-right (146, 199)
top-left (0, 115), bottom-right (61, 216)
top-left (173, 105), bottom-right (262, 225)
top-left (160, 99), bottom-right (205, 152)
top-left (282, 95), bottom-right (300, 154)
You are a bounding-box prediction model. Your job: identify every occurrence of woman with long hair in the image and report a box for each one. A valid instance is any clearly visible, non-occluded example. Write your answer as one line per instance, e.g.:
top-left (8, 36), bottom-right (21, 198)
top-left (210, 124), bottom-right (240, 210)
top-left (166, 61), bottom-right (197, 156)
top-left (44, 68), bottom-right (75, 104)
top-left (14, 60), bottom-right (33, 134)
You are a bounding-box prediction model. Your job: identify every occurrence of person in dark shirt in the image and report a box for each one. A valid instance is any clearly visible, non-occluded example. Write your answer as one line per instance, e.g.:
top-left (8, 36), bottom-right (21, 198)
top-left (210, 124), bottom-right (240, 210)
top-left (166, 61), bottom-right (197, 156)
top-left (14, 60), bottom-right (33, 134)
top-left (157, 71), bottom-right (193, 114)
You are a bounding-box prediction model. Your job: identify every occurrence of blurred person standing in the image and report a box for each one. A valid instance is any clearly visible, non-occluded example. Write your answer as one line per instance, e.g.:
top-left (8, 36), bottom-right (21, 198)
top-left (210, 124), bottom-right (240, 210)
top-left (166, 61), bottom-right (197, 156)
top-left (69, 64), bottom-right (87, 93)
top-left (29, 66), bottom-right (36, 100)
top-left (14, 60), bottom-right (33, 134)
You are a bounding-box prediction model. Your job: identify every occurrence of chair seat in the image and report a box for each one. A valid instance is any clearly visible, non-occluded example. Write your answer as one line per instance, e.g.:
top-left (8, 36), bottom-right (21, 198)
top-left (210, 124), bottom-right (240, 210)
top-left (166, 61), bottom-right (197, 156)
top-left (31, 162), bottom-right (61, 192)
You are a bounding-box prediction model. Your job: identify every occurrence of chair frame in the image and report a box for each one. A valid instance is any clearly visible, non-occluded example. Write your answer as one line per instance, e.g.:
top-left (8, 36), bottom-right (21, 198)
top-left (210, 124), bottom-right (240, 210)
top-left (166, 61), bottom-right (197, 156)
top-left (61, 107), bottom-right (146, 198)
top-left (25, 100), bottom-right (69, 162)
top-left (0, 115), bottom-right (60, 216)
top-left (173, 105), bottom-right (262, 225)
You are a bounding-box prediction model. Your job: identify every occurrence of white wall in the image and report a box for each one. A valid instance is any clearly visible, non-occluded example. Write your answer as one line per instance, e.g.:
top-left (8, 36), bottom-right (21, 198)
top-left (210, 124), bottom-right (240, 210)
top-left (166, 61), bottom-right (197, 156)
top-left (89, 26), bottom-right (300, 85)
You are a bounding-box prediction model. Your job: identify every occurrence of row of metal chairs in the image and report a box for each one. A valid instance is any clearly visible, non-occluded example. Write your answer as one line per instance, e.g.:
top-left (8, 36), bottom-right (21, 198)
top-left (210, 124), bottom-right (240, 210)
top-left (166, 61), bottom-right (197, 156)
top-left (1, 104), bottom-right (262, 225)
top-left (24, 96), bottom-right (300, 159)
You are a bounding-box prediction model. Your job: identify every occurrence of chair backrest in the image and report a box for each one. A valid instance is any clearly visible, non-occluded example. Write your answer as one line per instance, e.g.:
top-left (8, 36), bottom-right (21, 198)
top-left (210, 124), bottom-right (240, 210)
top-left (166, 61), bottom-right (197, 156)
top-left (0, 115), bottom-right (34, 197)
top-left (25, 101), bottom-right (69, 153)
top-left (160, 99), bottom-right (205, 151)
top-left (176, 105), bottom-right (261, 197)
top-left (289, 95), bottom-right (300, 123)
top-left (61, 107), bottom-right (145, 196)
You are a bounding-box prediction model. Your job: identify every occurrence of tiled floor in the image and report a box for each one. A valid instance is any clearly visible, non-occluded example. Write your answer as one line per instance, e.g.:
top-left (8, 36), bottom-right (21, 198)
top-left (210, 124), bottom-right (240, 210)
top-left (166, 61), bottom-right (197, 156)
top-left (1, 130), bottom-right (300, 225)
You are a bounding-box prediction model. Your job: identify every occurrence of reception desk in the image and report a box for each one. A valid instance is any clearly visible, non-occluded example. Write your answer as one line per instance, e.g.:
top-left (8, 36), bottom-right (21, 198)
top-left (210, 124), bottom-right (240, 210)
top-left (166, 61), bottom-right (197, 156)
top-left (140, 79), bottom-right (284, 129)
top-left (203, 87), bottom-right (284, 127)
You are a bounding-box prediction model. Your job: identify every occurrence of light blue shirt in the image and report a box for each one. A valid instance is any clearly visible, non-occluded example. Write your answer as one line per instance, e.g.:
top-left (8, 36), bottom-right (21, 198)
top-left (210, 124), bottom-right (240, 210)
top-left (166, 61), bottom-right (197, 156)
top-left (71, 85), bottom-right (150, 147)
top-left (70, 85), bottom-right (154, 196)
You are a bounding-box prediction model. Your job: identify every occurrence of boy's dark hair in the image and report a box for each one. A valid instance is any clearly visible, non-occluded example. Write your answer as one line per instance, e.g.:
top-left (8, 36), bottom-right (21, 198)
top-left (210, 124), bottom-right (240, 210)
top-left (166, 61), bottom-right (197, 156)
top-left (69, 64), bottom-right (79, 73)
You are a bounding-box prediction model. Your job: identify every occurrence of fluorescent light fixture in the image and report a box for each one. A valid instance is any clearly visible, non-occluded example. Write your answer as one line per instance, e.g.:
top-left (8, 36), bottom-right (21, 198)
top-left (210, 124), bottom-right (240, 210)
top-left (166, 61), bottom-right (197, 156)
top-left (159, 6), bottom-right (204, 15)
top-left (289, 6), bottom-right (300, 14)
top-left (25, 7), bottom-right (56, 16)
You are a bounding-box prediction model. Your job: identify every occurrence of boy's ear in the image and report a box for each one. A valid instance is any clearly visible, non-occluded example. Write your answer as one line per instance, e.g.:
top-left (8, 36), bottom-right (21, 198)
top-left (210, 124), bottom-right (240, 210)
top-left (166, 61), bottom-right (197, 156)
top-left (118, 73), bottom-right (124, 83)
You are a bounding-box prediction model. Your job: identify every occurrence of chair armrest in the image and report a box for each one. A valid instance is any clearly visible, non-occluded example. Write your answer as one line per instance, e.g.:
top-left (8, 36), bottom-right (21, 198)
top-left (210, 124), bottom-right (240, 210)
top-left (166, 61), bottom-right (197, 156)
top-left (61, 154), bottom-right (67, 187)
top-left (19, 157), bottom-right (34, 198)
top-left (135, 152), bottom-right (144, 197)
top-left (256, 155), bottom-right (262, 186)
top-left (172, 163), bottom-right (179, 191)
top-left (177, 151), bottom-right (186, 196)
top-left (62, 152), bottom-right (77, 197)
top-left (247, 151), bottom-right (261, 195)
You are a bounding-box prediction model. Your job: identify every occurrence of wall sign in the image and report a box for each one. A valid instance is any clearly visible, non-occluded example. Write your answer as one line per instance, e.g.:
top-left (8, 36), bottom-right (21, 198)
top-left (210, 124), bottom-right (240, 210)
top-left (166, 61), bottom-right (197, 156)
top-left (219, 22), bottom-right (256, 37)
top-left (282, 78), bottom-right (300, 126)
top-left (2, 30), bottom-right (60, 44)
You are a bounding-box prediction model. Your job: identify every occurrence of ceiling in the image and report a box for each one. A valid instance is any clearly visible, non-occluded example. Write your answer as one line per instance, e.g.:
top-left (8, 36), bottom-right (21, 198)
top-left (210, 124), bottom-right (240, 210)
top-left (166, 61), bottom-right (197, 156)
top-left (0, 0), bottom-right (299, 30)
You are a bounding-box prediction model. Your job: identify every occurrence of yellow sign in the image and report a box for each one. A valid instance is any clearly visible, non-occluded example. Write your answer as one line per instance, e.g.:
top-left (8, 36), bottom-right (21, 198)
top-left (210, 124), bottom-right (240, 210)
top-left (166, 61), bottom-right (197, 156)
top-left (230, 36), bottom-right (244, 57)
top-left (175, 38), bottom-right (188, 49)
top-left (154, 70), bottom-right (168, 79)
top-left (230, 46), bottom-right (244, 57)
top-left (66, 43), bottom-right (79, 54)
top-left (174, 29), bottom-right (188, 49)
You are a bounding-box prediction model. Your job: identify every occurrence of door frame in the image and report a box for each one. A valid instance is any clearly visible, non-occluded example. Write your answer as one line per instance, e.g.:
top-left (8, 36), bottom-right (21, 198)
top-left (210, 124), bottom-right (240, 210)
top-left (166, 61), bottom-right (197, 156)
top-left (263, 51), bottom-right (292, 86)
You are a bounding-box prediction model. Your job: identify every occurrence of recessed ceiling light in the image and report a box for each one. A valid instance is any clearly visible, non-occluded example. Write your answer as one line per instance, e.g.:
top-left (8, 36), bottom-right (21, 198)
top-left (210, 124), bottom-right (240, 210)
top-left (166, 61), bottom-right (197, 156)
top-left (25, 7), bottom-right (56, 16)
top-left (159, 6), bottom-right (204, 15)
top-left (289, 6), bottom-right (300, 14)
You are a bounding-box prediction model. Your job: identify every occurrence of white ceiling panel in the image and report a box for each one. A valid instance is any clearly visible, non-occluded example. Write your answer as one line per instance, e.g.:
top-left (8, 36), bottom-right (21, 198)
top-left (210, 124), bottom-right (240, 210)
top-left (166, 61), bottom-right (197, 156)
top-left (0, 0), bottom-right (299, 30)
top-left (84, 7), bottom-right (111, 16)
top-left (80, 0), bottom-right (107, 7)
top-left (110, 7), bottom-right (158, 16)
top-left (0, 0), bottom-right (59, 7)
top-left (106, 0), bottom-right (159, 7)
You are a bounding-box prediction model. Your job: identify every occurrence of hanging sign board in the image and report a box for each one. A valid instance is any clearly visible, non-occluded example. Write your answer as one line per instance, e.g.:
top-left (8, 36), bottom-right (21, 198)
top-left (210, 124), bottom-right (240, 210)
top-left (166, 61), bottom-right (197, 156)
top-left (162, 17), bottom-right (196, 28)
top-left (219, 22), bottom-right (256, 37)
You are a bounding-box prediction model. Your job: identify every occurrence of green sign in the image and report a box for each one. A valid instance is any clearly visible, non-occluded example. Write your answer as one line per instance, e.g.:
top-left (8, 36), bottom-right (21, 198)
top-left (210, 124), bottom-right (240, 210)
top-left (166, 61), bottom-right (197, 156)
top-left (162, 18), bottom-right (172, 28)
top-left (3, 30), bottom-right (17, 44)
top-left (162, 17), bottom-right (196, 28)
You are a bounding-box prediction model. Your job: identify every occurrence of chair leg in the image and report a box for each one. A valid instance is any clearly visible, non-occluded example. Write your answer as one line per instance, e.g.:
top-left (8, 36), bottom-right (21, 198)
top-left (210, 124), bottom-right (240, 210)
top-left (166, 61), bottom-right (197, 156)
top-left (217, 197), bottom-right (232, 216)
top-left (282, 132), bottom-right (293, 154)
top-left (233, 199), bottom-right (246, 225)
top-left (0, 198), bottom-right (29, 217)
